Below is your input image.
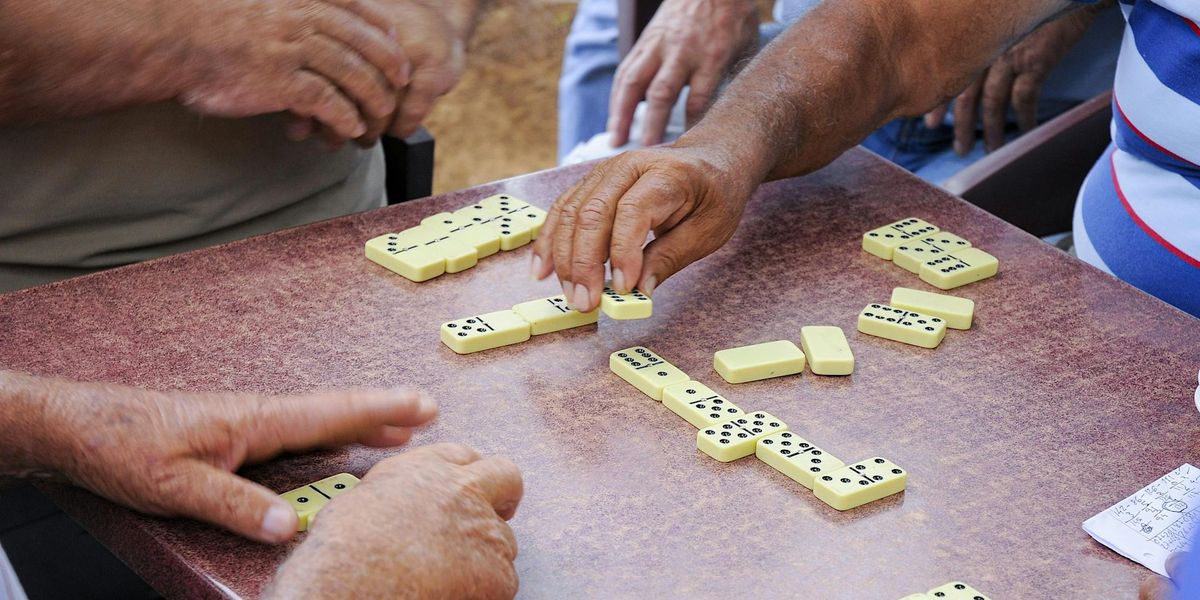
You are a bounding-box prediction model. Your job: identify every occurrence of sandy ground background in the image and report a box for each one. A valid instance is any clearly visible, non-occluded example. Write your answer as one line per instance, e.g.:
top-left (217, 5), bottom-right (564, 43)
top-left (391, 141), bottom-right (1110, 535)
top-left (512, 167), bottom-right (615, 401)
top-left (425, 0), bottom-right (578, 194)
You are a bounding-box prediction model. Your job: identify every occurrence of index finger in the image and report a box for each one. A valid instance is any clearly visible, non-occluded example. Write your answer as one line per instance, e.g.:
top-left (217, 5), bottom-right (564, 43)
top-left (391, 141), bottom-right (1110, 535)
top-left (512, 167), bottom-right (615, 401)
top-left (609, 48), bottom-right (662, 147)
top-left (466, 456), bottom-right (524, 520)
top-left (237, 389), bottom-right (438, 461)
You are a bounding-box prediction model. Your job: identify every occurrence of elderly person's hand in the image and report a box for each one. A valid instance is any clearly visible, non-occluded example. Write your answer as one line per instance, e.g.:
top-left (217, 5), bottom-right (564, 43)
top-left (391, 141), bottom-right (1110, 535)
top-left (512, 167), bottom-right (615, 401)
top-left (1, 371), bottom-right (436, 543)
top-left (608, 0), bottom-right (759, 147)
top-left (265, 444), bottom-right (523, 599)
top-left (174, 0), bottom-right (411, 141)
top-left (530, 138), bottom-right (759, 310)
top-left (289, 0), bottom-right (476, 148)
top-left (923, 5), bottom-right (1097, 154)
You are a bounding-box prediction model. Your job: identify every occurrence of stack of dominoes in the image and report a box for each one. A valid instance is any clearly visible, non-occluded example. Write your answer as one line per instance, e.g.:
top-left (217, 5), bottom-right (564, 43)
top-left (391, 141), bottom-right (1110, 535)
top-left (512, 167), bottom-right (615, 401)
top-left (365, 194), bottom-right (548, 282)
top-left (440, 286), bottom-right (652, 354)
top-left (609, 343), bottom-right (907, 512)
top-left (900, 581), bottom-right (991, 600)
top-left (863, 218), bottom-right (999, 290)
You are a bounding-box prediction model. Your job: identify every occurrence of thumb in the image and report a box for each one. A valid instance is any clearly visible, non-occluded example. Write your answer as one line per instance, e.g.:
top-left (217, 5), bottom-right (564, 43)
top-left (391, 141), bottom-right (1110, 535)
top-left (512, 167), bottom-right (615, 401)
top-left (637, 214), bottom-right (735, 297)
top-left (167, 462), bottom-right (298, 544)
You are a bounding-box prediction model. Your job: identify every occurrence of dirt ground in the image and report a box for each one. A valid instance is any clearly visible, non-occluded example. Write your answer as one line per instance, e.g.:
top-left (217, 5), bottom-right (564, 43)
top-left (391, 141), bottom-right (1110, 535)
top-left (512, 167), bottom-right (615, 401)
top-left (425, 0), bottom-right (578, 194)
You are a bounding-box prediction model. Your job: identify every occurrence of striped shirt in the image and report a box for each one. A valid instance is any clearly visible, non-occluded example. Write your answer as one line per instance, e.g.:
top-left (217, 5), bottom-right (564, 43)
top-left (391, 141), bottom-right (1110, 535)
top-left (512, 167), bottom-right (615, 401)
top-left (1073, 0), bottom-right (1200, 316)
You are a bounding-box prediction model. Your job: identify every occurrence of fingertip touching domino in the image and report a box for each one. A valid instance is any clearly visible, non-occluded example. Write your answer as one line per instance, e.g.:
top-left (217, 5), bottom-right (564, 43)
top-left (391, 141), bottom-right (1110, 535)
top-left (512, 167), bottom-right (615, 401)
top-left (279, 473), bottom-right (360, 531)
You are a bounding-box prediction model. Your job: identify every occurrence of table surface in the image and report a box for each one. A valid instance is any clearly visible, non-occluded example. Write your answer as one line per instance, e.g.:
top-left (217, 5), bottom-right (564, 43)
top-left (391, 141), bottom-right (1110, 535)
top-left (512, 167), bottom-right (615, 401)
top-left (2, 149), bottom-right (1198, 600)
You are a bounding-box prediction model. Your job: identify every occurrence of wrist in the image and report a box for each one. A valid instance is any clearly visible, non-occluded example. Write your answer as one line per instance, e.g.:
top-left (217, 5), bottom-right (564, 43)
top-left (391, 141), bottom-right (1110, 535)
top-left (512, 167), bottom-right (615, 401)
top-left (0, 371), bottom-right (72, 477)
top-left (674, 119), bottom-right (773, 196)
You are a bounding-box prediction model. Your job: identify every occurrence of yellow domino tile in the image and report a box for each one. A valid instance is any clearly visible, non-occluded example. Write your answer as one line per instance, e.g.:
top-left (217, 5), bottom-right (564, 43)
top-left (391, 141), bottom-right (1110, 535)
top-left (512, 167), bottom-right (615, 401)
top-left (799, 326), bottom-right (854, 376)
top-left (279, 473), bottom-right (360, 532)
top-left (477, 193), bottom-right (533, 213)
top-left (365, 229), bottom-right (444, 282)
top-left (892, 231), bottom-right (972, 273)
top-left (918, 247), bottom-right (999, 290)
top-left (483, 212), bottom-right (536, 250)
top-left (857, 304), bottom-right (947, 349)
top-left (697, 411), bottom-right (788, 462)
top-left (813, 457), bottom-right (907, 511)
top-left (862, 218), bottom-right (940, 259)
top-left (511, 295), bottom-right (599, 335)
top-left (421, 212), bottom-right (501, 258)
top-left (609, 346), bottom-right (689, 400)
top-left (755, 432), bottom-right (845, 489)
top-left (662, 380), bottom-right (745, 428)
top-left (890, 287), bottom-right (974, 330)
top-left (600, 286), bottom-right (652, 320)
top-left (509, 205), bottom-right (548, 239)
top-left (927, 582), bottom-right (991, 600)
top-left (440, 310), bottom-right (532, 354)
top-left (713, 340), bottom-right (805, 384)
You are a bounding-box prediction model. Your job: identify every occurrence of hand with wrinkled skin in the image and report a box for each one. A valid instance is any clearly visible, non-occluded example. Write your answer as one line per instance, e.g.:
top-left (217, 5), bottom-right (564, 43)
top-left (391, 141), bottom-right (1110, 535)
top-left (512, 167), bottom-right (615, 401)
top-left (923, 5), bottom-right (1098, 155)
top-left (608, 0), bottom-right (759, 148)
top-left (287, 0), bottom-right (475, 149)
top-left (0, 0), bottom-right (411, 137)
top-left (265, 444), bottom-right (523, 599)
top-left (1140, 553), bottom-right (1187, 600)
top-left (0, 370), bottom-right (437, 543)
top-left (529, 140), bottom-right (758, 311)
top-left (528, 0), bottom-right (1080, 308)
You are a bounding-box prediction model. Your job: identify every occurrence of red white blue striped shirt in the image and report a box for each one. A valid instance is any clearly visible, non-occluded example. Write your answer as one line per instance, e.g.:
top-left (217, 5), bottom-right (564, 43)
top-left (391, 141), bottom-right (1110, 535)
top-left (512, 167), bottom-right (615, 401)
top-left (1073, 0), bottom-right (1200, 316)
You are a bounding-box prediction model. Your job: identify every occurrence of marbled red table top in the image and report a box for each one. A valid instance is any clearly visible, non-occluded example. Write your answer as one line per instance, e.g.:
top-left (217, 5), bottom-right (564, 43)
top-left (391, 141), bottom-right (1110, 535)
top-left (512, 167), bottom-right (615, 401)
top-left (1, 149), bottom-right (1197, 599)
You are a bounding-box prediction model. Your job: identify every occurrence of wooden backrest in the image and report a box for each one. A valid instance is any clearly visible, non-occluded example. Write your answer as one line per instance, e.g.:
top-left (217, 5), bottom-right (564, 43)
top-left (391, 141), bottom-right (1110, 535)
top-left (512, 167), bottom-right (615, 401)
top-left (941, 92), bottom-right (1113, 236)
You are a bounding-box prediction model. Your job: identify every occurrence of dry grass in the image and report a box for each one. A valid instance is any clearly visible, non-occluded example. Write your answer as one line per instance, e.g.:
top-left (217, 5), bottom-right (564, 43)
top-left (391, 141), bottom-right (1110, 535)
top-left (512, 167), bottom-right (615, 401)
top-left (425, 0), bottom-right (578, 193)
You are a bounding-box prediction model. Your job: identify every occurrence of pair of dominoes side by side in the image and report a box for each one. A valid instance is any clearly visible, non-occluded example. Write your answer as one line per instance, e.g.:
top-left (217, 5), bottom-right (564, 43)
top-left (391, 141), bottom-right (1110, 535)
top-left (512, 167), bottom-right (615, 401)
top-left (279, 473), bottom-right (360, 531)
top-left (856, 287), bottom-right (977, 348)
top-left (863, 217), bottom-right (999, 290)
top-left (900, 581), bottom-right (991, 600)
top-left (713, 328), bottom-right (856, 383)
top-left (365, 194), bottom-right (548, 282)
top-left (609, 346), bottom-right (906, 511)
top-left (441, 287), bottom-right (650, 354)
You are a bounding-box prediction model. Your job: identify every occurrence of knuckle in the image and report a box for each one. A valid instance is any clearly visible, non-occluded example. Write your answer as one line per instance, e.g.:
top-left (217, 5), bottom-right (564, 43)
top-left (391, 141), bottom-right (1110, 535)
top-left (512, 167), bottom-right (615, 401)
top-left (645, 83), bottom-right (676, 105)
top-left (576, 198), bottom-right (610, 229)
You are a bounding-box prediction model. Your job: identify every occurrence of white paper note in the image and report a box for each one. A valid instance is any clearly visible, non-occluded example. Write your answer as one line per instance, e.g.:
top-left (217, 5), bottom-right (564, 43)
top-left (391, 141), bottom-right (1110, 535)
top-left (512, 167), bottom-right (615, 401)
top-left (1084, 464), bottom-right (1200, 576)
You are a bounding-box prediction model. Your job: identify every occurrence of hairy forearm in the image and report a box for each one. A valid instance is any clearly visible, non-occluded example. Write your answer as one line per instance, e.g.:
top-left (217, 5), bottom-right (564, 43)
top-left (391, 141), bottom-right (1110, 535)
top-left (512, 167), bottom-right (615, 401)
top-left (0, 0), bottom-right (183, 126)
top-left (0, 371), bottom-right (65, 477)
top-left (677, 0), bottom-right (1074, 183)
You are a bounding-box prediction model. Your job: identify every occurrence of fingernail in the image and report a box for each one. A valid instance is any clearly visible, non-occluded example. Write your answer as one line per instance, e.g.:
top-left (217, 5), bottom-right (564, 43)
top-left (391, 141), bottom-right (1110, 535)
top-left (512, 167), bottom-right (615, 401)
top-left (953, 141), bottom-right (965, 156)
top-left (612, 268), bottom-right (627, 292)
top-left (560, 280), bottom-right (572, 303)
top-left (352, 123), bottom-right (367, 138)
top-left (571, 283), bottom-right (590, 311)
top-left (416, 394), bottom-right (438, 418)
top-left (530, 255), bottom-right (543, 280)
top-left (261, 504), bottom-right (296, 542)
top-left (641, 276), bottom-right (657, 297)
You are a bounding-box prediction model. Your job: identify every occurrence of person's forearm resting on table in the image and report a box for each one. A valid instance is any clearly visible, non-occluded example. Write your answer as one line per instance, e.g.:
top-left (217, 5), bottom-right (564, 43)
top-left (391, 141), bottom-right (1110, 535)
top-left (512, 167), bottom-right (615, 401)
top-left (0, 0), bottom-right (410, 138)
top-left (531, 0), bottom-right (1078, 311)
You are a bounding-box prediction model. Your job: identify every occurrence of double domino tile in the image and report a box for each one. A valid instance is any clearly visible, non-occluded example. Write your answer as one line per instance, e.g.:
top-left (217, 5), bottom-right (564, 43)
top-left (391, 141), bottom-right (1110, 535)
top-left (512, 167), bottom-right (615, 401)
top-left (608, 344), bottom-right (905, 510)
top-left (899, 581), bottom-right (991, 600)
top-left (366, 194), bottom-right (548, 282)
top-left (862, 217), bottom-right (999, 290)
top-left (279, 473), bottom-right (360, 531)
